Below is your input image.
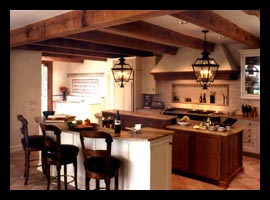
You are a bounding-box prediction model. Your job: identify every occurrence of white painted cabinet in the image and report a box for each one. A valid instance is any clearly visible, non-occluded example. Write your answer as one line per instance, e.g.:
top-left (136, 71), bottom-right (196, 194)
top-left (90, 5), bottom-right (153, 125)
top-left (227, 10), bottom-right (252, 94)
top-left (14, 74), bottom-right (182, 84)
top-left (54, 102), bottom-right (91, 120)
top-left (60, 131), bottom-right (172, 190)
top-left (237, 119), bottom-right (260, 154)
top-left (141, 56), bottom-right (161, 94)
top-left (240, 49), bottom-right (260, 99)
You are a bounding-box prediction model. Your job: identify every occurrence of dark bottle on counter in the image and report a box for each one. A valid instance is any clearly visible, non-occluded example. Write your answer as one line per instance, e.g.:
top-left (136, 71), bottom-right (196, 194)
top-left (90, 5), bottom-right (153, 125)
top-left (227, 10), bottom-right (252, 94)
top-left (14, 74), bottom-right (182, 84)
top-left (202, 93), bottom-right (206, 103)
top-left (114, 110), bottom-right (121, 134)
top-left (199, 94), bottom-right (202, 103)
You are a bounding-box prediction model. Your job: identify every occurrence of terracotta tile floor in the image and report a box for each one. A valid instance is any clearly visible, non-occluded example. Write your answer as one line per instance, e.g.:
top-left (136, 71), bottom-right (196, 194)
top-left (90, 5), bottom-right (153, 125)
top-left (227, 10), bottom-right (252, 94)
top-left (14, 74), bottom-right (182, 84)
top-left (10, 151), bottom-right (260, 190)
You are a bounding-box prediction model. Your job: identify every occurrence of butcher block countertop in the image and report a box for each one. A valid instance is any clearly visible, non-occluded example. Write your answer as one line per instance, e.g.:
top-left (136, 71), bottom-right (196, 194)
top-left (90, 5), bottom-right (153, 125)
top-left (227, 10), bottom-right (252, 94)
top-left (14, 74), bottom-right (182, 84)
top-left (166, 120), bottom-right (244, 136)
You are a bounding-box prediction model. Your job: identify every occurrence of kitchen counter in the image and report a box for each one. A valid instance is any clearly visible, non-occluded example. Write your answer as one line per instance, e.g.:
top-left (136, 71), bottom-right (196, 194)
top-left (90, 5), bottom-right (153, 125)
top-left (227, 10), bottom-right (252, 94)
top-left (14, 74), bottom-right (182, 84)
top-left (166, 120), bottom-right (244, 136)
top-left (36, 116), bottom-right (174, 142)
top-left (102, 109), bottom-right (177, 120)
top-left (35, 116), bottom-right (173, 190)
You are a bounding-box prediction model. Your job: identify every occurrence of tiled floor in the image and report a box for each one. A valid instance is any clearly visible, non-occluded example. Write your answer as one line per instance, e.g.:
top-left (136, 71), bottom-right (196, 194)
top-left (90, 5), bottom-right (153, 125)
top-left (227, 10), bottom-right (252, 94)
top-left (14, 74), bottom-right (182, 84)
top-left (10, 151), bottom-right (260, 190)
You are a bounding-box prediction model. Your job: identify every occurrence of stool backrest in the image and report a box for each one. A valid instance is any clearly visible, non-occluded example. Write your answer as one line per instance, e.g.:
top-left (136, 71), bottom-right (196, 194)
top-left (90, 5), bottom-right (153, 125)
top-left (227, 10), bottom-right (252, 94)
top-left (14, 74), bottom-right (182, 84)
top-left (39, 123), bottom-right (62, 163)
top-left (17, 114), bottom-right (29, 147)
top-left (80, 130), bottom-right (113, 172)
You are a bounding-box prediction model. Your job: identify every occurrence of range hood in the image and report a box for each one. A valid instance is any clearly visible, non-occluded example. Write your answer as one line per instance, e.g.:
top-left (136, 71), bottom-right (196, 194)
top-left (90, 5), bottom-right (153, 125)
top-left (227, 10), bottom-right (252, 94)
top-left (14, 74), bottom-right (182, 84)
top-left (151, 44), bottom-right (240, 81)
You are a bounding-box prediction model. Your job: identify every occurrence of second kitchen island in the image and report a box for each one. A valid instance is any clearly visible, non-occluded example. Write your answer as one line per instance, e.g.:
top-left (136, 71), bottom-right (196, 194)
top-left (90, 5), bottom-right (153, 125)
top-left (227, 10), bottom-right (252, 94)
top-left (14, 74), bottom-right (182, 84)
top-left (166, 121), bottom-right (244, 188)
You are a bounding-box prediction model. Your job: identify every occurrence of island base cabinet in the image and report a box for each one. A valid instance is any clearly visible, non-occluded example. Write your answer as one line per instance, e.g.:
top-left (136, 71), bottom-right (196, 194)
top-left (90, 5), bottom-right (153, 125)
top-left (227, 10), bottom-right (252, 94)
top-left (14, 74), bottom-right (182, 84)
top-left (191, 134), bottom-right (221, 180)
top-left (45, 131), bottom-right (172, 190)
top-left (170, 129), bottom-right (243, 188)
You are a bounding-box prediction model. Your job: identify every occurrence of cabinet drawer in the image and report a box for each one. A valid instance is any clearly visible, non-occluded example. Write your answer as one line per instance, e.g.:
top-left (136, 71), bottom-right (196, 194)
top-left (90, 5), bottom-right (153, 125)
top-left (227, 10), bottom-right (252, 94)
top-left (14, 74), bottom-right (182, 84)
top-left (243, 139), bottom-right (256, 153)
top-left (243, 132), bottom-right (256, 140)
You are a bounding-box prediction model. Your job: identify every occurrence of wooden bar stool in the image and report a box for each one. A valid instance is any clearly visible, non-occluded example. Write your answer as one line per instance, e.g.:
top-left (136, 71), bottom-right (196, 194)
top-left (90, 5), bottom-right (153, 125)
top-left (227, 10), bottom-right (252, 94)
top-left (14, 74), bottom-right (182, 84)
top-left (80, 129), bottom-right (121, 190)
top-left (17, 114), bottom-right (45, 185)
top-left (39, 123), bottom-right (79, 190)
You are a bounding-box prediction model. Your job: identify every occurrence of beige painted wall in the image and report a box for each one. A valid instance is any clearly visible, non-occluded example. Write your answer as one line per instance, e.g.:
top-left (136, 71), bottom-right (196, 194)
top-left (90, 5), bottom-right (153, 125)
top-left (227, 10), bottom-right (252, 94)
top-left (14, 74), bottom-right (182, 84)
top-left (10, 49), bottom-right (42, 152)
top-left (10, 46), bottom-right (260, 152)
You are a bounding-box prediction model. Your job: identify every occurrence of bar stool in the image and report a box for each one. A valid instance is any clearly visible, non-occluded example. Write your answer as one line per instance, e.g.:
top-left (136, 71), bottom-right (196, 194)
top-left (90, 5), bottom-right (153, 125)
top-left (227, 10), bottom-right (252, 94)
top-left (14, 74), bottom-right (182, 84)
top-left (39, 123), bottom-right (79, 190)
top-left (80, 129), bottom-right (121, 190)
top-left (17, 114), bottom-right (45, 185)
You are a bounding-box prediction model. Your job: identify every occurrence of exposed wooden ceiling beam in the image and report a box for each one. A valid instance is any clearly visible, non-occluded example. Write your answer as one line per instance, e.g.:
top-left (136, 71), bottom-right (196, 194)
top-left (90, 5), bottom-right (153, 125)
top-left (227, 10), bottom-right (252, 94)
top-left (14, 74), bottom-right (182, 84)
top-left (42, 56), bottom-right (84, 63)
top-left (105, 21), bottom-right (215, 52)
top-left (10, 10), bottom-right (185, 47)
top-left (242, 10), bottom-right (260, 19)
top-left (65, 30), bottom-right (178, 55)
top-left (16, 44), bottom-right (124, 58)
top-left (35, 38), bottom-right (154, 57)
top-left (171, 10), bottom-right (260, 48)
top-left (42, 52), bottom-right (107, 61)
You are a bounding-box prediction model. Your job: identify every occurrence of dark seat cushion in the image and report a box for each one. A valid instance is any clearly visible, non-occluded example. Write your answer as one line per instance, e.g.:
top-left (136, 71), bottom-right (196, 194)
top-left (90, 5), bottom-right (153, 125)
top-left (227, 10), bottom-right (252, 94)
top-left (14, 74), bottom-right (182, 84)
top-left (21, 135), bottom-right (44, 149)
top-left (85, 156), bottom-right (121, 174)
top-left (46, 144), bottom-right (79, 165)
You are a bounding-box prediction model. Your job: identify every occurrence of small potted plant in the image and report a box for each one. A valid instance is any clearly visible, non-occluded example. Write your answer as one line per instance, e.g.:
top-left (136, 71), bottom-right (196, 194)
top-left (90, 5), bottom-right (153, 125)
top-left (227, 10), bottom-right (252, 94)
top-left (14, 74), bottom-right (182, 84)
top-left (60, 86), bottom-right (69, 101)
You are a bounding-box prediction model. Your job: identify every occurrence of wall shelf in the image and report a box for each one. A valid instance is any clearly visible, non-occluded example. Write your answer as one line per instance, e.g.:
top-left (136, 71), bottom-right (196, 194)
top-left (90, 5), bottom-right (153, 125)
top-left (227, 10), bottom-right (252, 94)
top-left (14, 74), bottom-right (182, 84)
top-left (171, 83), bottom-right (229, 106)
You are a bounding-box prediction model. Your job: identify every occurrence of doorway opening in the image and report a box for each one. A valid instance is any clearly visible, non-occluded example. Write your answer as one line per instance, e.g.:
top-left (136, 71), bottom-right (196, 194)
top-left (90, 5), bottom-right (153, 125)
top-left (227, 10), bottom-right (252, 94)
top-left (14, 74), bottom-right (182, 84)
top-left (41, 61), bottom-right (53, 112)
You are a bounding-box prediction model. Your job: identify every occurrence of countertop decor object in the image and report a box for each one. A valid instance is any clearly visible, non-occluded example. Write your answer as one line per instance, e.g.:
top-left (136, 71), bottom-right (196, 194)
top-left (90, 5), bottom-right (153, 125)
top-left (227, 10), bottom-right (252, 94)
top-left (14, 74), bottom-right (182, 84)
top-left (192, 30), bottom-right (219, 90)
top-left (42, 110), bottom-right (55, 118)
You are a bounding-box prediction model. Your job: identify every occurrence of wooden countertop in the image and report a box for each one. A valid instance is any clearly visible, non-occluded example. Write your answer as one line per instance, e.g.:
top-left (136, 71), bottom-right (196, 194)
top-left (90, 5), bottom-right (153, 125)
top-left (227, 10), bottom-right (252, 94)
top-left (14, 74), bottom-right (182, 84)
top-left (102, 109), bottom-right (177, 120)
top-left (166, 120), bottom-right (244, 136)
top-left (35, 116), bottom-right (174, 141)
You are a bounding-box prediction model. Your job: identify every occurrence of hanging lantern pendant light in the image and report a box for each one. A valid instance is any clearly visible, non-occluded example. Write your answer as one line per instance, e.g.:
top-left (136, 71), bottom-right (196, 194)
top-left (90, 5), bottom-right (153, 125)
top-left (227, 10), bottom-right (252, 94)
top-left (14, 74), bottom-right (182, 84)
top-left (192, 30), bottom-right (219, 89)
top-left (112, 57), bottom-right (133, 88)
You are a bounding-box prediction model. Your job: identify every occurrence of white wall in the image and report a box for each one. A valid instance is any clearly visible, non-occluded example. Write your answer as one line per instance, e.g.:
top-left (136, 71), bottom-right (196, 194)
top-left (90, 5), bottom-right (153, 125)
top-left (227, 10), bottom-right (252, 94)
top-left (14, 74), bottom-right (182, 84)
top-left (151, 43), bottom-right (260, 116)
top-left (10, 49), bottom-right (42, 152)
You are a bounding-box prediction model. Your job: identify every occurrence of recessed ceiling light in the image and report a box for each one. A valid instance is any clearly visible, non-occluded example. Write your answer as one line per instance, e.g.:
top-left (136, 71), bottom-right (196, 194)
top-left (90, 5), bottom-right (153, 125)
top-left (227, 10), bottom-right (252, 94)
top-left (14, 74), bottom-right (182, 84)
top-left (218, 35), bottom-right (224, 40)
top-left (178, 20), bottom-right (187, 24)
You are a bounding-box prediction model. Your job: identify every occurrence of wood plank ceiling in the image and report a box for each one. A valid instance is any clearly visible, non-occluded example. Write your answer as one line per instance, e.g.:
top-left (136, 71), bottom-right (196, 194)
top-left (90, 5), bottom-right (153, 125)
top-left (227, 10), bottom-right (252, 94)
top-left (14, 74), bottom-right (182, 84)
top-left (10, 10), bottom-right (260, 63)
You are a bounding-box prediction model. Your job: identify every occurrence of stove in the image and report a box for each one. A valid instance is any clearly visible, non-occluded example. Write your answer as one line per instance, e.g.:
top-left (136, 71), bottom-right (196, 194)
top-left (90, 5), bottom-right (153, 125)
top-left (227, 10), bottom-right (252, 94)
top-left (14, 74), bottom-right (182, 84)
top-left (162, 108), bottom-right (221, 122)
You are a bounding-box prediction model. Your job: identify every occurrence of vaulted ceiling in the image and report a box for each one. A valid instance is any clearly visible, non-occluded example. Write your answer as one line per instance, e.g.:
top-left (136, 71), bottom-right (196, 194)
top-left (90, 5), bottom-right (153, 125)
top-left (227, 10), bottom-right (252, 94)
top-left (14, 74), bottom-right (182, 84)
top-left (10, 10), bottom-right (260, 63)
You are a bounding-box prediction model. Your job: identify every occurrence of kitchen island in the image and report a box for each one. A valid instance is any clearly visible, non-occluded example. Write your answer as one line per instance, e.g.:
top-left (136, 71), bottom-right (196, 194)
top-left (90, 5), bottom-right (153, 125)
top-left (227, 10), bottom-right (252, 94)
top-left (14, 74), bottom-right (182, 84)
top-left (35, 117), bottom-right (174, 190)
top-left (166, 120), bottom-right (244, 188)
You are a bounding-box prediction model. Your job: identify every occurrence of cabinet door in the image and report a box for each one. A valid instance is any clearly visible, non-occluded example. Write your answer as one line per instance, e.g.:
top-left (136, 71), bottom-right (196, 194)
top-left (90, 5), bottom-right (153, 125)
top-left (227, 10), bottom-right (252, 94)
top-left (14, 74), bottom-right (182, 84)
top-left (191, 133), bottom-right (221, 180)
top-left (150, 135), bottom-right (172, 190)
top-left (172, 131), bottom-right (190, 172)
top-left (237, 119), bottom-right (260, 154)
top-left (240, 49), bottom-right (260, 99)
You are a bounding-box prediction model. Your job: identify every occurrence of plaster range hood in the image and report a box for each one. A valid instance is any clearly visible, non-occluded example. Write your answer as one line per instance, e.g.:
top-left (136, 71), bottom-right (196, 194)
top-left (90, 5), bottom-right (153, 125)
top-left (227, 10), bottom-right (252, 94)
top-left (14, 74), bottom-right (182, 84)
top-left (151, 44), bottom-right (240, 81)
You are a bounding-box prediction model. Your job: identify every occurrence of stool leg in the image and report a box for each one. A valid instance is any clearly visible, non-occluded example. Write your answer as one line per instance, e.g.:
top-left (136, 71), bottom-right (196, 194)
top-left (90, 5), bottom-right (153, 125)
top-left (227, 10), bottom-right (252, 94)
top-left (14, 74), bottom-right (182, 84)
top-left (115, 176), bottom-right (119, 190)
top-left (46, 164), bottom-right (51, 190)
top-left (56, 163), bottom-right (61, 190)
top-left (24, 150), bottom-right (30, 185)
top-left (73, 160), bottom-right (78, 190)
top-left (85, 176), bottom-right (90, 190)
top-left (105, 176), bottom-right (110, 190)
top-left (41, 150), bottom-right (46, 175)
top-left (64, 165), bottom-right (68, 190)
top-left (96, 179), bottom-right (99, 190)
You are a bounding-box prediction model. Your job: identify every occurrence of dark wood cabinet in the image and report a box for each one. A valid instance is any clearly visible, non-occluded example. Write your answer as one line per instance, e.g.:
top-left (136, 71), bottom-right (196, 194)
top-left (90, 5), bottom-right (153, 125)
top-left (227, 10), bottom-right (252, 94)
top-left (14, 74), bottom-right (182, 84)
top-left (191, 133), bottom-right (221, 180)
top-left (172, 131), bottom-right (190, 172)
top-left (102, 110), bottom-right (177, 130)
top-left (168, 127), bottom-right (243, 188)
